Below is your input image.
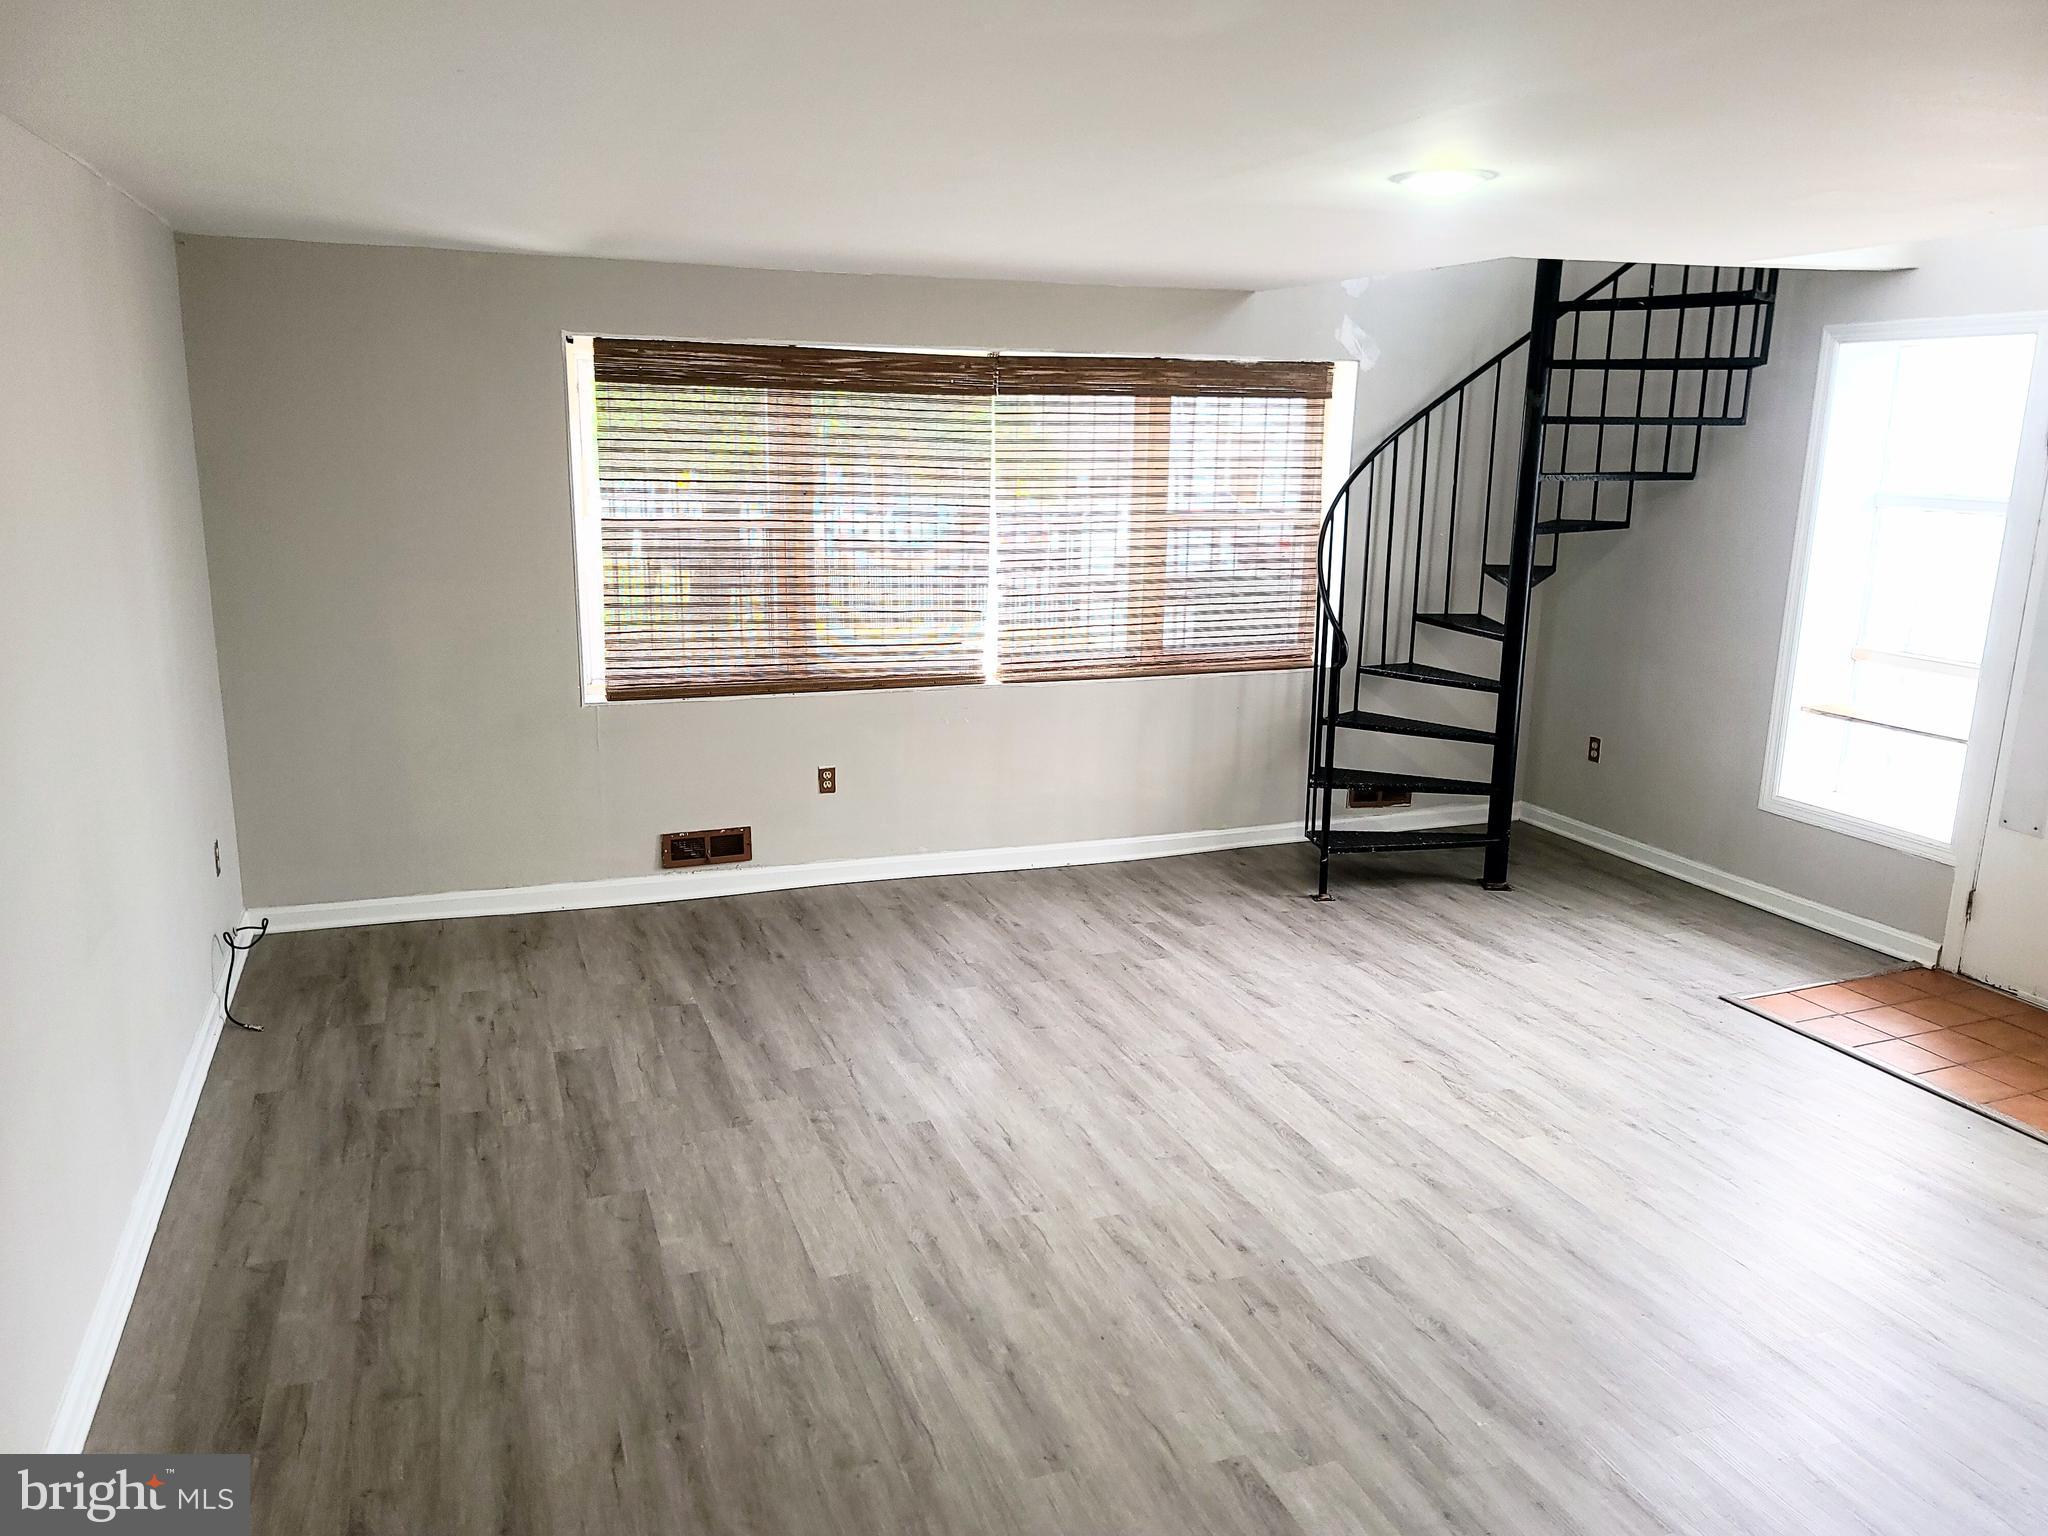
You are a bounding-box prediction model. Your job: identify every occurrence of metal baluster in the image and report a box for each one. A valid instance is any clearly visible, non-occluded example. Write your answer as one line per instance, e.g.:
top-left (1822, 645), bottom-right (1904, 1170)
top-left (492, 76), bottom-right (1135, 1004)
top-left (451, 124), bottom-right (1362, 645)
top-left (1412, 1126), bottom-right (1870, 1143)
top-left (1720, 267), bottom-right (1743, 417)
top-left (1380, 435), bottom-right (1399, 667)
top-left (1355, 456), bottom-right (1374, 711)
top-left (1446, 388), bottom-right (1464, 613)
top-left (1306, 495), bottom-right (1329, 835)
top-left (1482, 359), bottom-right (1503, 571)
top-left (1482, 258), bottom-right (1563, 890)
top-left (1664, 265), bottom-right (1691, 472)
top-left (1314, 483), bottom-right (1345, 897)
top-left (1410, 410), bottom-right (1431, 661)
top-left (1592, 283), bottom-right (1615, 526)
top-left (1627, 265), bottom-right (1654, 526)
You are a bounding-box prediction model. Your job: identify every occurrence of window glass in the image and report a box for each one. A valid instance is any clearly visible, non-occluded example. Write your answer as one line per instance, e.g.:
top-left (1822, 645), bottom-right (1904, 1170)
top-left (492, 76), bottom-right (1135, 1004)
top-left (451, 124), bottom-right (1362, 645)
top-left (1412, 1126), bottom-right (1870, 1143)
top-left (1773, 331), bottom-right (2037, 846)
top-left (577, 339), bottom-right (1336, 700)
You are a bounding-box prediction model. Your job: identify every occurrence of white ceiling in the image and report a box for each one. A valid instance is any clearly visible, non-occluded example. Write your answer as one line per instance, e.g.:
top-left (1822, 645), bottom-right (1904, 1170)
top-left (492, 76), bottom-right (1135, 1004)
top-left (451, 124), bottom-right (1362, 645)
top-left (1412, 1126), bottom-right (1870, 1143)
top-left (3, 0), bottom-right (2045, 289)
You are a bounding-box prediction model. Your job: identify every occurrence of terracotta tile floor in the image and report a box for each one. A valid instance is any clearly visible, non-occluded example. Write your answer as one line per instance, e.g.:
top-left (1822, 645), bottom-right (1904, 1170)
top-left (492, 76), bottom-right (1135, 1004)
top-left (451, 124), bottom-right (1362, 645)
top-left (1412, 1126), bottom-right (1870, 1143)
top-left (1736, 967), bottom-right (2048, 1138)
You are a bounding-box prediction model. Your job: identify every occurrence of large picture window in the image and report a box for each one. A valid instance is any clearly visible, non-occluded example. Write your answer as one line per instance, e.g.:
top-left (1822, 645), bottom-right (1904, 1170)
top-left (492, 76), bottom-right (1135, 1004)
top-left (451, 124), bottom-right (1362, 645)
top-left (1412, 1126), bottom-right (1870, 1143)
top-left (567, 337), bottom-right (1339, 701)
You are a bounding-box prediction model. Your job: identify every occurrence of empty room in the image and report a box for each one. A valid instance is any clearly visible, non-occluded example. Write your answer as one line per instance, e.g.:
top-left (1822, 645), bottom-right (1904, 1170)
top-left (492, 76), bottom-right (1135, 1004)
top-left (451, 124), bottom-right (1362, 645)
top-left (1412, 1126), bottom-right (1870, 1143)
top-left (7, 2), bottom-right (2048, 1531)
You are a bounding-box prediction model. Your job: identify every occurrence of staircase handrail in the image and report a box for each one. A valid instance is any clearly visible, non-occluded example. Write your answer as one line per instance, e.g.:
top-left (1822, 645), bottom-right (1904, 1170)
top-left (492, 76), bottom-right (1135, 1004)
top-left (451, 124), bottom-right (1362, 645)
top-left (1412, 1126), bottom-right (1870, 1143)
top-left (1312, 262), bottom-right (1636, 670)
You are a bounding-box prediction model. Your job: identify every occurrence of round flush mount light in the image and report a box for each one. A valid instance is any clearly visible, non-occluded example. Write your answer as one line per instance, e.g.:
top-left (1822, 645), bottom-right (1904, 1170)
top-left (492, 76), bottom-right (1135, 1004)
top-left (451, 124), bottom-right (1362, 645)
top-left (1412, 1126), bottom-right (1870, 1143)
top-left (1389, 167), bottom-right (1500, 197)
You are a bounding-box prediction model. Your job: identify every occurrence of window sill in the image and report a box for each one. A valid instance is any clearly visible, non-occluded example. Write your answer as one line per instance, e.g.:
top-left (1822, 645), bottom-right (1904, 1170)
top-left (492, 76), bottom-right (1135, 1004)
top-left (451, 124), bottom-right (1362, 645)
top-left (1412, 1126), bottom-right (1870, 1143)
top-left (1757, 791), bottom-right (1958, 866)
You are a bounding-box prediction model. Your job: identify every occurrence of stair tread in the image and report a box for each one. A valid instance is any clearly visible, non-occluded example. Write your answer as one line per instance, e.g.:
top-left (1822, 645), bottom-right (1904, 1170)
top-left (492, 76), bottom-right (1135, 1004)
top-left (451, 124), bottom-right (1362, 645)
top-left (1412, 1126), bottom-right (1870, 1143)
top-left (1537, 469), bottom-right (1693, 483)
top-left (1311, 767), bottom-right (1491, 796)
top-left (1321, 828), bottom-right (1499, 854)
top-left (1416, 611), bottom-right (1507, 639)
top-left (1554, 356), bottom-right (1767, 371)
top-left (1542, 413), bottom-right (1742, 427)
top-left (1333, 710), bottom-right (1495, 744)
top-left (1536, 518), bottom-right (1627, 535)
top-left (1357, 661), bottom-right (1500, 693)
top-left (1561, 288), bottom-right (1774, 314)
top-left (1483, 562), bottom-right (1557, 586)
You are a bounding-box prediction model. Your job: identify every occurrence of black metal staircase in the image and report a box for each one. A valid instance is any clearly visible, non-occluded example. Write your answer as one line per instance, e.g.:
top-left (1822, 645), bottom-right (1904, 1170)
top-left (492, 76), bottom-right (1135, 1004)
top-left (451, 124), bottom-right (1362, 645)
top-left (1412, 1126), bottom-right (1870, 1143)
top-left (1305, 259), bottom-right (1779, 896)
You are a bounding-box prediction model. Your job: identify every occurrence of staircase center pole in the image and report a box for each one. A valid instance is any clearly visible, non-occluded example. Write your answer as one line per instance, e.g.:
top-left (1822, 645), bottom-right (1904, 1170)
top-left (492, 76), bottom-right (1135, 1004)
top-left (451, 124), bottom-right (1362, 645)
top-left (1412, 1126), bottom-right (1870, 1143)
top-left (1482, 257), bottom-right (1564, 889)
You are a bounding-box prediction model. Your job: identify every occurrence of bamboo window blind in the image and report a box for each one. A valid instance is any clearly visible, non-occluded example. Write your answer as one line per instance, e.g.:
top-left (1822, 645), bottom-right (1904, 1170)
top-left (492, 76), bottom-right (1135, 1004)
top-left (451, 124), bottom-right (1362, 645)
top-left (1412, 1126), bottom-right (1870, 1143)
top-left (586, 337), bottom-right (1333, 700)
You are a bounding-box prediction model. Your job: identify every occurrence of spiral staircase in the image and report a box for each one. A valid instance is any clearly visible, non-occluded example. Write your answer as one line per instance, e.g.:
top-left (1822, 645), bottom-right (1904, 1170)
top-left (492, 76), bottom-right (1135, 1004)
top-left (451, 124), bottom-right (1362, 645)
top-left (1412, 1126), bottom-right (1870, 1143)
top-left (1304, 258), bottom-right (1780, 896)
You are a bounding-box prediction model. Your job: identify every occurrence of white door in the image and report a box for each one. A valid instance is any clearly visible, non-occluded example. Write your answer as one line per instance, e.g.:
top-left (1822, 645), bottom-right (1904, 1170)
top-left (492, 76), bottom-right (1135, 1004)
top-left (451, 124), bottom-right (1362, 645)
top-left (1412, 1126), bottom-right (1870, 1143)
top-left (1952, 320), bottom-right (2048, 999)
top-left (1959, 493), bottom-right (2048, 999)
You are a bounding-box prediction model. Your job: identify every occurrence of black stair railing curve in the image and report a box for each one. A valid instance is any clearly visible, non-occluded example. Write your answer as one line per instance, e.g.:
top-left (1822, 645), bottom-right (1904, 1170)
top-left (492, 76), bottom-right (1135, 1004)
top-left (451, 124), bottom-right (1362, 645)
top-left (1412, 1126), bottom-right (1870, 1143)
top-left (1307, 263), bottom-right (1632, 694)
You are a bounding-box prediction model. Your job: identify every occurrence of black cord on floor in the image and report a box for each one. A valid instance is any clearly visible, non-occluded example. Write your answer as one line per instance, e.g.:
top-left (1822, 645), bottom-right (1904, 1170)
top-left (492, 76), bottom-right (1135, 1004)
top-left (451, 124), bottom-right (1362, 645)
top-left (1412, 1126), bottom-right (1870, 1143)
top-left (221, 917), bottom-right (270, 1032)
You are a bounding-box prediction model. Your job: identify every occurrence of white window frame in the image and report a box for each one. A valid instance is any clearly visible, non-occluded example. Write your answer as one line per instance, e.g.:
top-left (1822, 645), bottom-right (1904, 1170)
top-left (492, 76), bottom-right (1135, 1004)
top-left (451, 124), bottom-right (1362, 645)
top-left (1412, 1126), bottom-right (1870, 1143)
top-left (563, 334), bottom-right (608, 704)
top-left (1760, 312), bottom-right (2048, 864)
top-left (561, 334), bottom-right (1357, 706)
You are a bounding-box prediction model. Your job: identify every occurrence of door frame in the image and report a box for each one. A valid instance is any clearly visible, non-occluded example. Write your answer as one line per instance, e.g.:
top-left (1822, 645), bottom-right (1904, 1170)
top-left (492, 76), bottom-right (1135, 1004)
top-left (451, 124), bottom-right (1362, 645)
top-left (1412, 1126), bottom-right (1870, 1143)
top-left (1935, 314), bottom-right (2048, 970)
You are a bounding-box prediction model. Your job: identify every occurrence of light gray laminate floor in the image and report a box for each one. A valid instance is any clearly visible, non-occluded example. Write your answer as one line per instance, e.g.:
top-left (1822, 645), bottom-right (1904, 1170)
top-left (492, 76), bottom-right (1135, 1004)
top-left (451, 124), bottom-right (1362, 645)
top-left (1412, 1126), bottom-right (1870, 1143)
top-left (89, 832), bottom-right (2048, 1534)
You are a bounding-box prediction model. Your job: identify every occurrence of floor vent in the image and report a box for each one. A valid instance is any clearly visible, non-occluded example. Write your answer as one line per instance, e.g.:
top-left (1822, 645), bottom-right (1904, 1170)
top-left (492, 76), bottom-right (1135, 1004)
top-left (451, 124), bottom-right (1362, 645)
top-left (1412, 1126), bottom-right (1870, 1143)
top-left (1348, 788), bottom-right (1413, 810)
top-left (660, 826), bottom-right (753, 869)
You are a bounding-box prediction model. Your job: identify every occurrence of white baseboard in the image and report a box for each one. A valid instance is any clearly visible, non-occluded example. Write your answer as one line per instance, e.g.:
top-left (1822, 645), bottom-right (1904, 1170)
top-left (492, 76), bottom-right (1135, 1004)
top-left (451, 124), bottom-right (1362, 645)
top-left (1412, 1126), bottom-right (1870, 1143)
top-left (44, 934), bottom-right (245, 1453)
top-left (251, 802), bottom-right (1492, 933)
top-left (1520, 803), bottom-right (1941, 965)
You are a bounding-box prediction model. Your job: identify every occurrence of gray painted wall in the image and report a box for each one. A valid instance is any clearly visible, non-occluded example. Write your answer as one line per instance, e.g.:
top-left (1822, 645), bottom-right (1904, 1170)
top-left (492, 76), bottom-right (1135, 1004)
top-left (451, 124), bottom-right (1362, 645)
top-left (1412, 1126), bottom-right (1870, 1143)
top-left (0, 114), bottom-right (244, 1449)
top-left (1523, 229), bottom-right (2048, 943)
top-left (176, 237), bottom-right (1530, 908)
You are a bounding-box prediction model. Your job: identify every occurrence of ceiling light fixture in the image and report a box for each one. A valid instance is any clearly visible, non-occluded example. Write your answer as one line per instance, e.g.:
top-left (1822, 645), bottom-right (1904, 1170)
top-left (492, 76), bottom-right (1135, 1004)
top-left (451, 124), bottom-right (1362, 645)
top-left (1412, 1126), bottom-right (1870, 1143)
top-left (1389, 168), bottom-right (1500, 197)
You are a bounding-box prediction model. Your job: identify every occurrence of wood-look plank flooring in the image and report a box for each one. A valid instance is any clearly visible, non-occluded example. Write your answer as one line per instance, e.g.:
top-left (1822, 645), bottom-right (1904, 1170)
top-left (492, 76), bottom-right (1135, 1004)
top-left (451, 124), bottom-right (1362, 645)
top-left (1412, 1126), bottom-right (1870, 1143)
top-left (91, 832), bottom-right (2048, 1534)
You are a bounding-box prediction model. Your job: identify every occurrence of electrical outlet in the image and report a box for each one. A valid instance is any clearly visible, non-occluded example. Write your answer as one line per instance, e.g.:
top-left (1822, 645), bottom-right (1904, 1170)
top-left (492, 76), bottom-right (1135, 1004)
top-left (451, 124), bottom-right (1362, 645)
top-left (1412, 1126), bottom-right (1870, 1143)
top-left (818, 766), bottom-right (836, 794)
top-left (1587, 736), bottom-right (1602, 763)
